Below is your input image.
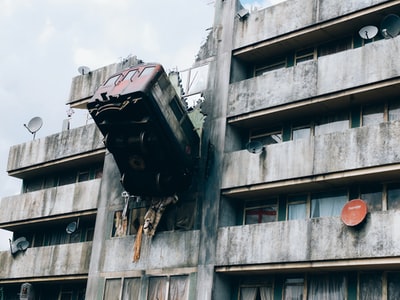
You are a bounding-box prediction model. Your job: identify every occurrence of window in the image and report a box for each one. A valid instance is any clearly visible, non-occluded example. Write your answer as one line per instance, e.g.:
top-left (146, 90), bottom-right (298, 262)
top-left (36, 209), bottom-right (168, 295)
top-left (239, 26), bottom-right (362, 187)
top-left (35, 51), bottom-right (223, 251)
top-left (360, 184), bottom-right (382, 212)
top-left (255, 57), bottom-right (287, 76)
top-left (250, 128), bottom-right (282, 145)
top-left (362, 103), bottom-right (384, 126)
top-left (239, 280), bottom-right (273, 300)
top-left (287, 195), bottom-right (307, 220)
top-left (292, 126), bottom-right (311, 140)
top-left (283, 278), bottom-right (304, 300)
top-left (388, 272), bottom-right (400, 300)
top-left (307, 274), bottom-right (346, 300)
top-left (104, 279), bottom-right (122, 300)
top-left (295, 47), bottom-right (315, 65)
top-left (148, 276), bottom-right (189, 300)
top-left (244, 199), bottom-right (278, 224)
top-left (318, 36), bottom-right (353, 57)
top-left (389, 100), bottom-right (400, 121)
top-left (139, 66), bottom-right (155, 77)
top-left (387, 183), bottom-right (400, 210)
top-left (359, 272), bottom-right (382, 299)
top-left (314, 113), bottom-right (349, 136)
top-left (121, 278), bottom-right (140, 300)
top-left (311, 190), bottom-right (347, 218)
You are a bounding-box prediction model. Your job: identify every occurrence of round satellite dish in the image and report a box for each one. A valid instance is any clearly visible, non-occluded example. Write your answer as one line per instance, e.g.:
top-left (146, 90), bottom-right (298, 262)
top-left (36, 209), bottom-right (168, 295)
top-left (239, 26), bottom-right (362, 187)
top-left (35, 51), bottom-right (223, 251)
top-left (341, 199), bottom-right (368, 226)
top-left (78, 66), bottom-right (90, 75)
top-left (17, 240), bottom-right (30, 251)
top-left (358, 25), bottom-right (378, 40)
top-left (380, 14), bottom-right (400, 38)
top-left (26, 117), bottom-right (43, 133)
top-left (66, 221), bottom-right (78, 234)
top-left (246, 140), bottom-right (265, 154)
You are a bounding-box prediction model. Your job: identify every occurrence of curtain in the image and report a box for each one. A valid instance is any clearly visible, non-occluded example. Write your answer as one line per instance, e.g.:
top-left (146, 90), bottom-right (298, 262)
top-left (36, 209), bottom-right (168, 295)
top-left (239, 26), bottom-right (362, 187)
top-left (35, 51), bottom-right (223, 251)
top-left (104, 279), bottom-right (122, 300)
top-left (311, 193), bottom-right (347, 218)
top-left (284, 285), bottom-right (303, 299)
top-left (359, 272), bottom-right (382, 299)
top-left (122, 278), bottom-right (140, 300)
top-left (288, 203), bottom-right (306, 220)
top-left (148, 277), bottom-right (167, 300)
top-left (240, 287), bottom-right (257, 300)
top-left (169, 276), bottom-right (189, 300)
top-left (259, 287), bottom-right (273, 300)
top-left (307, 275), bottom-right (345, 300)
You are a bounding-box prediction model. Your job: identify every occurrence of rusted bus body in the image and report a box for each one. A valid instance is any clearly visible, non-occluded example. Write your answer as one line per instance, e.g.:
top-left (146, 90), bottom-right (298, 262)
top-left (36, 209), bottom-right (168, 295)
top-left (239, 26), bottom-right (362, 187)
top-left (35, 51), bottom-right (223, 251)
top-left (87, 63), bottom-right (199, 196)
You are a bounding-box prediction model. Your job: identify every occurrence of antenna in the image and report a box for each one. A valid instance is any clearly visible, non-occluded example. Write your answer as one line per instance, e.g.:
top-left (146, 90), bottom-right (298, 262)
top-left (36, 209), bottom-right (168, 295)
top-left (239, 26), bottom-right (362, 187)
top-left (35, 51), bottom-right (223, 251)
top-left (78, 66), bottom-right (90, 75)
top-left (245, 140), bottom-right (265, 154)
top-left (380, 14), bottom-right (400, 39)
top-left (23, 116), bottom-right (43, 140)
top-left (358, 25), bottom-right (378, 40)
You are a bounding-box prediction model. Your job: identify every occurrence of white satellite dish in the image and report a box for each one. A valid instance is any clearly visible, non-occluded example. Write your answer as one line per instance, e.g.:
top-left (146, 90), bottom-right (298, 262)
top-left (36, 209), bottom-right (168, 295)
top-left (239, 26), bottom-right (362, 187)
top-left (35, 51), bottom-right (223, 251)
top-left (24, 116), bottom-right (43, 140)
top-left (78, 66), bottom-right (90, 75)
top-left (358, 25), bottom-right (378, 40)
top-left (245, 140), bottom-right (265, 154)
top-left (380, 14), bottom-right (400, 38)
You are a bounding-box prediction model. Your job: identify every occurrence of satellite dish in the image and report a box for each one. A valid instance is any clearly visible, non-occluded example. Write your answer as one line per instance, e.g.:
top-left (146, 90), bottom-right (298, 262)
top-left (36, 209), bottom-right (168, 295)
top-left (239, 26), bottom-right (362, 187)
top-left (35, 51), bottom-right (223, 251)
top-left (78, 66), bottom-right (90, 75)
top-left (23, 117), bottom-right (43, 140)
top-left (380, 14), bottom-right (400, 38)
top-left (245, 140), bottom-right (265, 154)
top-left (358, 25), bottom-right (378, 40)
top-left (9, 237), bottom-right (29, 255)
top-left (66, 218), bottom-right (80, 234)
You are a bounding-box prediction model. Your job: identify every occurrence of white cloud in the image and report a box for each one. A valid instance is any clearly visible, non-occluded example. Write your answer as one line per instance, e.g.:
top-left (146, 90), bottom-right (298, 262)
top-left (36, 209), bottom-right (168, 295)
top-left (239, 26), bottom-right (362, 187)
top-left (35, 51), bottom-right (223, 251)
top-left (37, 17), bottom-right (56, 44)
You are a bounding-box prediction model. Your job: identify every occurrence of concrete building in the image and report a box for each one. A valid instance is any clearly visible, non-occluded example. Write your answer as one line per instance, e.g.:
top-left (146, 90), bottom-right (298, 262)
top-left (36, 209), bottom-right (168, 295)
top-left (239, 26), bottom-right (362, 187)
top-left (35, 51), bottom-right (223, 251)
top-left (2, 0), bottom-right (400, 299)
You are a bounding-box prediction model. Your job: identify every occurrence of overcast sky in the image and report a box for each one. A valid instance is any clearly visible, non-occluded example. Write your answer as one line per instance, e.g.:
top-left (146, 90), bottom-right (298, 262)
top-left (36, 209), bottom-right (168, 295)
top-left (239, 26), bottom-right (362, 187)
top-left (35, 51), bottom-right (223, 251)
top-left (0, 0), bottom-right (284, 250)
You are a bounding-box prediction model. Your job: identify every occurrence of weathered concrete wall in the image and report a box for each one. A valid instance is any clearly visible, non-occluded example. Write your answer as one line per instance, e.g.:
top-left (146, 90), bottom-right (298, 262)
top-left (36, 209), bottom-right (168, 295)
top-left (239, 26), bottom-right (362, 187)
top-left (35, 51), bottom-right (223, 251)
top-left (0, 179), bottom-right (100, 225)
top-left (7, 123), bottom-right (104, 174)
top-left (233, 0), bottom-right (388, 50)
top-left (222, 121), bottom-right (400, 188)
top-left (67, 56), bottom-right (141, 105)
top-left (228, 37), bottom-right (400, 117)
top-left (216, 210), bottom-right (400, 265)
top-left (100, 231), bottom-right (200, 273)
top-left (0, 242), bottom-right (92, 279)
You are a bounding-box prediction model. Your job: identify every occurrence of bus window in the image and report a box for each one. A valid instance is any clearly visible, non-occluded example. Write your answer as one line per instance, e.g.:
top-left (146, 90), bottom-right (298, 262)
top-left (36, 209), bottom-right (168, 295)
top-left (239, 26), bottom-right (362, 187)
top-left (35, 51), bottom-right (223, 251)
top-left (103, 75), bottom-right (120, 87)
top-left (139, 67), bottom-right (155, 77)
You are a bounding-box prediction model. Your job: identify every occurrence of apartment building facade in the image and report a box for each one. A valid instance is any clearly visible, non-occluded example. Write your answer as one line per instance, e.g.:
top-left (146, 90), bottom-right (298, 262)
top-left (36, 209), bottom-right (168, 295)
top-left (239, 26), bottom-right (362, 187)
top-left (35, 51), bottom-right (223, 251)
top-left (2, 0), bottom-right (400, 299)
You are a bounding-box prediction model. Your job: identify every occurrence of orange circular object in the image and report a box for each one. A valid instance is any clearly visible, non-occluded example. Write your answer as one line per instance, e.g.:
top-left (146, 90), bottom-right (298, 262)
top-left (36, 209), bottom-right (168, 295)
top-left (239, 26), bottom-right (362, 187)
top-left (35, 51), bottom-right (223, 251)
top-left (341, 199), bottom-right (368, 226)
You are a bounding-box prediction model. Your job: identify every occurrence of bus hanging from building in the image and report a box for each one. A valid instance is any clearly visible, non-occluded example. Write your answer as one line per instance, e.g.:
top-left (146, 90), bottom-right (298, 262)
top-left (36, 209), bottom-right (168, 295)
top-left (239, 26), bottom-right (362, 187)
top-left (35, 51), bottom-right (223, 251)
top-left (87, 63), bottom-right (199, 196)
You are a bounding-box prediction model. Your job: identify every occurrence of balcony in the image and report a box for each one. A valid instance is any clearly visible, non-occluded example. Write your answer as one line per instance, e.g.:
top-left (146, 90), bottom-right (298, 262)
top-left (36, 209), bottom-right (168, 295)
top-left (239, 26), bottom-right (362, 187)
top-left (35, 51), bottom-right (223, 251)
top-left (228, 37), bottom-right (400, 121)
top-left (216, 210), bottom-right (400, 268)
top-left (99, 230), bottom-right (200, 273)
top-left (222, 121), bottom-right (400, 196)
top-left (7, 123), bottom-right (105, 179)
top-left (0, 242), bottom-right (92, 280)
top-left (0, 179), bottom-right (100, 225)
top-left (233, 0), bottom-right (399, 60)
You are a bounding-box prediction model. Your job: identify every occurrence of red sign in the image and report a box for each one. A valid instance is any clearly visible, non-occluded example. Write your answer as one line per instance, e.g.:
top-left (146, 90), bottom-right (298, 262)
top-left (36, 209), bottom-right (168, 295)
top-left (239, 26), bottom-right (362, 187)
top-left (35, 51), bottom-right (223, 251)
top-left (341, 199), bottom-right (368, 226)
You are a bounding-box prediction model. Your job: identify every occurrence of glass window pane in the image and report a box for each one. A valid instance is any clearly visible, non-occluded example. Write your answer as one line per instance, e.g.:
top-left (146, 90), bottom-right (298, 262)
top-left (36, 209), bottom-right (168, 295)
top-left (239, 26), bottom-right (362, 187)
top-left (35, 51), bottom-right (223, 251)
top-left (388, 183), bottom-right (400, 210)
top-left (389, 101), bottom-right (400, 121)
top-left (360, 185), bottom-right (382, 212)
top-left (288, 195), bottom-right (307, 220)
top-left (307, 274), bottom-right (346, 300)
top-left (292, 127), bottom-right (311, 140)
top-left (388, 272), bottom-right (400, 300)
top-left (148, 277), bottom-right (167, 300)
top-left (245, 199), bottom-right (278, 225)
top-left (284, 278), bottom-right (304, 300)
top-left (122, 278), bottom-right (140, 300)
top-left (169, 276), bottom-right (189, 300)
top-left (311, 190), bottom-right (347, 218)
top-left (362, 104), bottom-right (384, 126)
top-left (104, 278), bottom-right (121, 300)
top-left (240, 287), bottom-right (257, 300)
top-left (315, 113), bottom-right (349, 136)
top-left (359, 272), bottom-right (382, 300)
